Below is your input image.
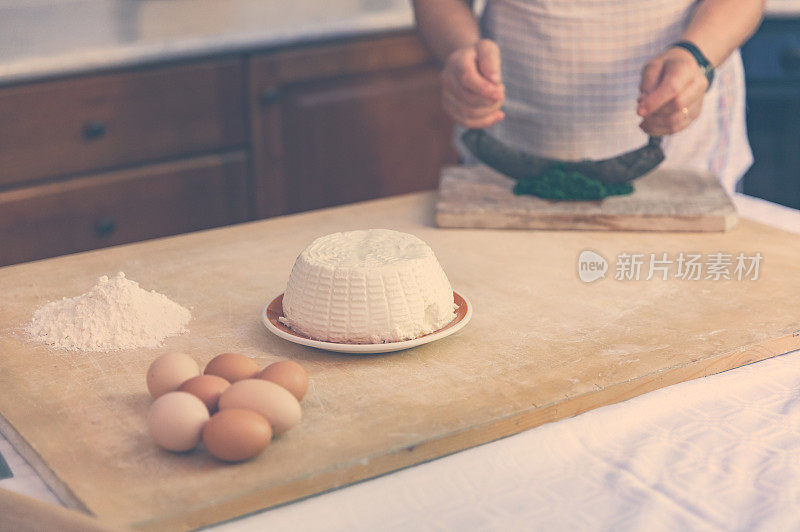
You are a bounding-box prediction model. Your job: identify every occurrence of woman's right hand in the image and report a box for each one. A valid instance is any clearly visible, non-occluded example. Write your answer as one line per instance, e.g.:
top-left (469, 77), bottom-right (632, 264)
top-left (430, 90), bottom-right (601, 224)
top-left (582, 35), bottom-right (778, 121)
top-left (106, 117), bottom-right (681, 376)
top-left (441, 39), bottom-right (505, 129)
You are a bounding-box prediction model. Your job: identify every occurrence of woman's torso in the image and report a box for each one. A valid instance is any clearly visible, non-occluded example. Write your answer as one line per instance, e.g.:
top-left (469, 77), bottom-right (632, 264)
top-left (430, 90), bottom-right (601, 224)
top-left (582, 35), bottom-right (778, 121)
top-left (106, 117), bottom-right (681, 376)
top-left (471, 0), bottom-right (752, 190)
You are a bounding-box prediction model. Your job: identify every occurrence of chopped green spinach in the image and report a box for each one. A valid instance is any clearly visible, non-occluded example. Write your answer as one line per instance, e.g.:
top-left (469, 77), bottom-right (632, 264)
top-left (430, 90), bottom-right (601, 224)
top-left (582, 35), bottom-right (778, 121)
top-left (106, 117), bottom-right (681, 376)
top-left (513, 165), bottom-right (634, 201)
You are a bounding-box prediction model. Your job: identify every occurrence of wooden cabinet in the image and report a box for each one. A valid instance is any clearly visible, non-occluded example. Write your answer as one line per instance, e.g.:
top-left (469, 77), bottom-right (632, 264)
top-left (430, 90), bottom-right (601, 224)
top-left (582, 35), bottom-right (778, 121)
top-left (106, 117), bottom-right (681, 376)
top-left (280, 66), bottom-right (456, 213)
top-left (249, 33), bottom-right (457, 217)
top-left (0, 57), bottom-right (249, 266)
top-left (0, 58), bottom-right (246, 187)
top-left (0, 32), bottom-right (456, 266)
top-left (0, 152), bottom-right (248, 265)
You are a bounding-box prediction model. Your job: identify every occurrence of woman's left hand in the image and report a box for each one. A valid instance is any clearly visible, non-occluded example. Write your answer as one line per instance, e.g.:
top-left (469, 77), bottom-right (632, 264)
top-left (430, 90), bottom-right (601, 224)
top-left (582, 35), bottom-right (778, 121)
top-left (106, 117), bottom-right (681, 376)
top-left (637, 47), bottom-right (710, 136)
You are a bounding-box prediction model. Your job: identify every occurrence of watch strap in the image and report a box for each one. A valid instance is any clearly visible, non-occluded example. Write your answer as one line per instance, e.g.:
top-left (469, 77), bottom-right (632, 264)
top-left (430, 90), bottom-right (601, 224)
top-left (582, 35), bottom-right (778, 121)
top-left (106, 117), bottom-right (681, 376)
top-left (671, 40), bottom-right (715, 89)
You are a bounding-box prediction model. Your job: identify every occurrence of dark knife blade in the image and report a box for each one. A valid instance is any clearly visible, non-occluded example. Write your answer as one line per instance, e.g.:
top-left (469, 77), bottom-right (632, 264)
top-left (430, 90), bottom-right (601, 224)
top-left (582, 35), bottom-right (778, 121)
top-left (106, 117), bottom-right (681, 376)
top-left (0, 451), bottom-right (12, 480)
top-left (461, 129), bottom-right (665, 184)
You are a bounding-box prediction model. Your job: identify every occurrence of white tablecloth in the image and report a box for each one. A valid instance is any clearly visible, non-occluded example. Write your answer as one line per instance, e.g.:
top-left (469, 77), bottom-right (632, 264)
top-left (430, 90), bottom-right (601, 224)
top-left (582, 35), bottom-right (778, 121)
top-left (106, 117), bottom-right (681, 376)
top-left (2, 193), bottom-right (799, 531)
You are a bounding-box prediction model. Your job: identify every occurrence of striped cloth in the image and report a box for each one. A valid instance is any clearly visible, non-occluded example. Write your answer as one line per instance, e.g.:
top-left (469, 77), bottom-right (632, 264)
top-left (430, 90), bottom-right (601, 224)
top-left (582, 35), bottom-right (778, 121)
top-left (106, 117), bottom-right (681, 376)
top-left (458, 0), bottom-right (753, 192)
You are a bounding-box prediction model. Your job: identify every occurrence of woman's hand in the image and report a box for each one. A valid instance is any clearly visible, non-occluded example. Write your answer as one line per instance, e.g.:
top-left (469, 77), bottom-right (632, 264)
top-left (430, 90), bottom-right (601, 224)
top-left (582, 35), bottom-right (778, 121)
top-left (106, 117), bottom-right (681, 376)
top-left (441, 39), bottom-right (505, 129)
top-left (637, 47), bottom-right (710, 136)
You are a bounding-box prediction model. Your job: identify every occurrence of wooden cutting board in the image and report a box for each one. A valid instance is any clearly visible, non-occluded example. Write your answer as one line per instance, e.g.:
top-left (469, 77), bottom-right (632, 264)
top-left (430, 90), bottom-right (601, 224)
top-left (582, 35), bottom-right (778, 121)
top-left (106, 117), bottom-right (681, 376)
top-left (1, 192), bottom-right (798, 531)
top-left (436, 164), bottom-right (738, 231)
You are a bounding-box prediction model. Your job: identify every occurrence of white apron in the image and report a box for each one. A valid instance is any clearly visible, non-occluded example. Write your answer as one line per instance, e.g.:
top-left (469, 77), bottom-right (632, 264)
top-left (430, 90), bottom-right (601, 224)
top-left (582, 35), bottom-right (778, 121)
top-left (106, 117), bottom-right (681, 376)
top-left (458, 0), bottom-right (753, 192)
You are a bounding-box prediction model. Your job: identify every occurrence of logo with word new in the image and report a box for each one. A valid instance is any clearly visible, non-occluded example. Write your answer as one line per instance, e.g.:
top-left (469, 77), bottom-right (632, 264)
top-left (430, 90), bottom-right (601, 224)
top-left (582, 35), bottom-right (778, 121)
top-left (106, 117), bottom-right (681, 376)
top-left (577, 249), bottom-right (762, 283)
top-left (577, 250), bottom-right (608, 283)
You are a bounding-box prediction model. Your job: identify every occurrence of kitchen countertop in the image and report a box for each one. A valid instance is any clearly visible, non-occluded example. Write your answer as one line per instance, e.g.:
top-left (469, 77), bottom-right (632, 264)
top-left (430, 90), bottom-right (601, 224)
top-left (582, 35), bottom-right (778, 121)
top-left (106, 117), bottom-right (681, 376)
top-left (0, 0), bottom-right (416, 87)
top-left (0, 191), bottom-right (798, 529)
top-left (766, 0), bottom-right (800, 17)
top-left (1, 0), bottom-right (798, 88)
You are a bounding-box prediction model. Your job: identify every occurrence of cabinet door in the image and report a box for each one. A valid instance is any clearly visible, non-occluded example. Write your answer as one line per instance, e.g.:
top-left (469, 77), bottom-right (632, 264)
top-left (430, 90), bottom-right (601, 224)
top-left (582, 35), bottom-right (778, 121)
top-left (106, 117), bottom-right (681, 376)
top-left (0, 152), bottom-right (248, 266)
top-left (249, 33), bottom-right (457, 218)
top-left (280, 65), bottom-right (457, 213)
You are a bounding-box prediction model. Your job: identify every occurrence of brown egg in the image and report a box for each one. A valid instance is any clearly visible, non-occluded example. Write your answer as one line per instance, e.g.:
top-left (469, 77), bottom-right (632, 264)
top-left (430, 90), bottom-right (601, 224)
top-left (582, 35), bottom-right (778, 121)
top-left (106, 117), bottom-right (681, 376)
top-left (204, 353), bottom-right (260, 383)
top-left (147, 392), bottom-right (209, 452)
top-left (178, 375), bottom-right (230, 414)
top-left (203, 409), bottom-right (272, 462)
top-left (257, 360), bottom-right (309, 401)
top-left (146, 352), bottom-right (200, 399)
top-left (218, 379), bottom-right (302, 435)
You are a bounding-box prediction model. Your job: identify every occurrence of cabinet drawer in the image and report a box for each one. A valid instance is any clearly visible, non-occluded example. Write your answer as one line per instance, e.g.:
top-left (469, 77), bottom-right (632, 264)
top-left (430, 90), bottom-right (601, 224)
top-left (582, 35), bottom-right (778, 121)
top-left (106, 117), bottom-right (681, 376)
top-left (0, 58), bottom-right (246, 187)
top-left (0, 151), bottom-right (248, 266)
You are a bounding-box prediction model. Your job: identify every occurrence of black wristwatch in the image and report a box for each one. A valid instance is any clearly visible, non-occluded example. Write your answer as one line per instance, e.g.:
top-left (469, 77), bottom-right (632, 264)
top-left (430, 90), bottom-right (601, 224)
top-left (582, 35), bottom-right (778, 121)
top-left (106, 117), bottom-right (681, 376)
top-left (671, 40), bottom-right (714, 90)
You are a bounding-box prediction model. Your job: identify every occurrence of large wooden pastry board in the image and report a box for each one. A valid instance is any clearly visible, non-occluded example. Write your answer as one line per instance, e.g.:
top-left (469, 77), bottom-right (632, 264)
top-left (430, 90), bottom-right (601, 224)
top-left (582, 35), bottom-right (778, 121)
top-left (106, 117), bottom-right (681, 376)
top-left (436, 164), bottom-right (738, 231)
top-left (0, 192), bottom-right (797, 530)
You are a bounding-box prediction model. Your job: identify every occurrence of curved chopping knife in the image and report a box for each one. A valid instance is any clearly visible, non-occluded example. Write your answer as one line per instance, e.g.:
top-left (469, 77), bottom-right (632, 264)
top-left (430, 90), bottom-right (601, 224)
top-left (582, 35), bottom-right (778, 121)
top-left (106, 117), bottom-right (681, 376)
top-left (461, 129), bottom-right (665, 184)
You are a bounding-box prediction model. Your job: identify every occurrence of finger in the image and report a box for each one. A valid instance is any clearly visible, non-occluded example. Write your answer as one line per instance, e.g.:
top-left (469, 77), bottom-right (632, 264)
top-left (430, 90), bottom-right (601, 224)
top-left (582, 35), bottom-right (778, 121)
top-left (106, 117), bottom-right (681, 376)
top-left (446, 101), bottom-right (505, 129)
top-left (461, 111), bottom-right (505, 129)
top-left (442, 72), bottom-right (504, 107)
top-left (639, 60), bottom-right (662, 97)
top-left (639, 112), bottom-right (688, 136)
top-left (637, 60), bottom-right (694, 117)
top-left (476, 39), bottom-right (502, 84)
top-left (459, 99), bottom-right (504, 119)
top-left (639, 100), bottom-right (700, 135)
top-left (453, 50), bottom-right (503, 100)
top-left (647, 98), bottom-right (701, 132)
top-left (443, 93), bottom-right (504, 128)
top-left (650, 76), bottom-right (707, 116)
top-left (443, 91), bottom-right (504, 121)
top-left (639, 116), bottom-right (676, 137)
top-left (645, 75), bottom-right (707, 120)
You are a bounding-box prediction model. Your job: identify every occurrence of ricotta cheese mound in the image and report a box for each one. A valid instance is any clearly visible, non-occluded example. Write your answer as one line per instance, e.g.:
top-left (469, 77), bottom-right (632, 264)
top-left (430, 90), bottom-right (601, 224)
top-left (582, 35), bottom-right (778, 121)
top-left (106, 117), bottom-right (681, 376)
top-left (26, 272), bottom-right (191, 352)
top-left (280, 229), bottom-right (456, 343)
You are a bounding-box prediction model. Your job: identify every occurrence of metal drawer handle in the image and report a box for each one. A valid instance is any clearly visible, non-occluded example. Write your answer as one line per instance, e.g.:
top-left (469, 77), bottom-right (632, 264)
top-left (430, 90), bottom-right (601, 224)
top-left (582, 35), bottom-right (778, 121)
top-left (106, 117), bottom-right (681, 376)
top-left (83, 121), bottom-right (106, 140)
top-left (94, 217), bottom-right (116, 238)
top-left (779, 48), bottom-right (800, 74)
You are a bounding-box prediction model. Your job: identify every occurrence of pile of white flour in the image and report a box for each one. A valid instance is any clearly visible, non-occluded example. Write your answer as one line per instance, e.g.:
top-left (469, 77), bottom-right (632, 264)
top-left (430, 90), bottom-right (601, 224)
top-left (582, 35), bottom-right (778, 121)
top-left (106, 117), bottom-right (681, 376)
top-left (26, 272), bottom-right (191, 351)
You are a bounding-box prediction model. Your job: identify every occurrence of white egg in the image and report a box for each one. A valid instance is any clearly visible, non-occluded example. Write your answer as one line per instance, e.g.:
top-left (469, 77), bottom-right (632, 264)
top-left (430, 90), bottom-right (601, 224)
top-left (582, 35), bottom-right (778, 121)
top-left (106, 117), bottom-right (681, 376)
top-left (147, 392), bottom-right (209, 452)
top-left (146, 352), bottom-right (200, 399)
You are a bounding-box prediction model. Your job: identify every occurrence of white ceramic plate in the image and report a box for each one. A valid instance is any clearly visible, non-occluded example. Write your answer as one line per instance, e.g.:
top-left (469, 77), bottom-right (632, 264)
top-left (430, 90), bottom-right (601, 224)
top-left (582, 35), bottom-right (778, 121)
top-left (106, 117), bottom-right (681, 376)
top-left (262, 291), bottom-right (472, 354)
